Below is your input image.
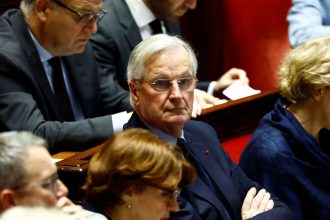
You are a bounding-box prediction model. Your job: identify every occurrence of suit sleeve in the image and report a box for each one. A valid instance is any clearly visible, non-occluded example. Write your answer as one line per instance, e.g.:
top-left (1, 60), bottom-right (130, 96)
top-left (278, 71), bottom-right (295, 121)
top-left (232, 163), bottom-right (294, 220)
top-left (202, 122), bottom-right (293, 219)
top-left (0, 51), bottom-right (125, 154)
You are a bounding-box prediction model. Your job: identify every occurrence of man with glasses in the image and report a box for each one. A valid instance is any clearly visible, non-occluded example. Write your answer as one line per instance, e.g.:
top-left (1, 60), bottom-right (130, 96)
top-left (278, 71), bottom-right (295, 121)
top-left (0, 131), bottom-right (106, 219)
top-left (0, 0), bottom-right (133, 153)
top-left (124, 34), bottom-right (293, 220)
top-left (91, 0), bottom-right (250, 117)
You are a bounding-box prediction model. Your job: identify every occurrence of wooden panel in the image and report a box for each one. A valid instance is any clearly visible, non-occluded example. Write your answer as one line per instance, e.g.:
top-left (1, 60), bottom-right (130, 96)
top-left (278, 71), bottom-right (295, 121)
top-left (198, 89), bottom-right (280, 141)
top-left (56, 146), bottom-right (101, 203)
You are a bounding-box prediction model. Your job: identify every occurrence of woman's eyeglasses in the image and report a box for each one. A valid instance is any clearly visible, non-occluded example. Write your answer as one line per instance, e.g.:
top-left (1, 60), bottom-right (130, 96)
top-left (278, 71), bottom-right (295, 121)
top-left (161, 189), bottom-right (181, 202)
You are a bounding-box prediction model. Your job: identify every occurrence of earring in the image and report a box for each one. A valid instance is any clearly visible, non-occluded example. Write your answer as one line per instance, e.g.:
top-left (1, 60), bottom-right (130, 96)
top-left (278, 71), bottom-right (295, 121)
top-left (126, 203), bottom-right (132, 209)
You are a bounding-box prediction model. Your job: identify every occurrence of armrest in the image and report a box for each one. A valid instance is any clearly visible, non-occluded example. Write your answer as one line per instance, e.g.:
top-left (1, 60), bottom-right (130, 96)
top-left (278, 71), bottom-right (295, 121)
top-left (198, 89), bottom-right (280, 141)
top-left (55, 145), bottom-right (101, 203)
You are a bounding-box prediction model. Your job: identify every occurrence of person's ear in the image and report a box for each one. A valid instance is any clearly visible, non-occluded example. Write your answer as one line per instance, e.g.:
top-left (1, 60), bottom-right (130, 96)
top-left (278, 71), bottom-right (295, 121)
top-left (129, 81), bottom-right (140, 106)
top-left (312, 86), bottom-right (325, 101)
top-left (121, 188), bottom-right (134, 208)
top-left (35, 0), bottom-right (51, 21)
top-left (0, 189), bottom-right (17, 210)
top-left (122, 192), bottom-right (132, 203)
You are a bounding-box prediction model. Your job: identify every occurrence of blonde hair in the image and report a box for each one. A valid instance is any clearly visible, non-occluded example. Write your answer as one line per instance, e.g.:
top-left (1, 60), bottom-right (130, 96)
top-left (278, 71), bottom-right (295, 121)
top-left (83, 128), bottom-right (195, 209)
top-left (279, 36), bottom-right (330, 103)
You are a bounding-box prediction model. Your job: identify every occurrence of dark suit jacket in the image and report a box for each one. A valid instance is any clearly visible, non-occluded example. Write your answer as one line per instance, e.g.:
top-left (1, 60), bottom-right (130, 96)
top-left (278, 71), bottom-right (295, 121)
top-left (91, 0), bottom-right (210, 91)
top-left (124, 112), bottom-right (293, 220)
top-left (0, 9), bottom-right (132, 153)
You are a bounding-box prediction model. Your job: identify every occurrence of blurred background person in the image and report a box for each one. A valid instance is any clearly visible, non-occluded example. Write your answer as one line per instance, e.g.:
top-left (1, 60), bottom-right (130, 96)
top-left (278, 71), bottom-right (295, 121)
top-left (83, 128), bottom-right (196, 220)
top-left (0, 131), bottom-right (106, 220)
top-left (124, 34), bottom-right (292, 219)
top-left (239, 37), bottom-right (330, 219)
top-left (91, 0), bottom-right (249, 116)
top-left (287, 0), bottom-right (330, 48)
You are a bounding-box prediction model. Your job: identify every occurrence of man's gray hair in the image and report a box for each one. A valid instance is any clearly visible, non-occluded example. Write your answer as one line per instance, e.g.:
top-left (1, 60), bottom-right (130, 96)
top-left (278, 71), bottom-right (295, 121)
top-left (0, 131), bottom-right (48, 191)
top-left (20, 0), bottom-right (36, 16)
top-left (127, 34), bottom-right (198, 81)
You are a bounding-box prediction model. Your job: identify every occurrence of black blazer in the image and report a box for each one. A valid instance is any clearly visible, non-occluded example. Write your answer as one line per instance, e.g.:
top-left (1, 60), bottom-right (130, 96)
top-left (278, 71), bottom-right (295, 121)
top-left (0, 9), bottom-right (132, 153)
top-left (91, 0), bottom-right (210, 91)
top-left (124, 112), bottom-right (293, 220)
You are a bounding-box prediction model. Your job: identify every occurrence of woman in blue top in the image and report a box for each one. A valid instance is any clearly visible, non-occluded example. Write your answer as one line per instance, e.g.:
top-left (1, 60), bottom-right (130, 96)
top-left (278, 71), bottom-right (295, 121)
top-left (239, 37), bottom-right (330, 220)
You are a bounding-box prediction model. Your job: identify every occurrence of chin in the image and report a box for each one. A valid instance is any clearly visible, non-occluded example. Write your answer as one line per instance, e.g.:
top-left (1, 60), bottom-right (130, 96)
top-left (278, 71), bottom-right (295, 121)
top-left (74, 46), bottom-right (86, 54)
top-left (169, 115), bottom-right (189, 125)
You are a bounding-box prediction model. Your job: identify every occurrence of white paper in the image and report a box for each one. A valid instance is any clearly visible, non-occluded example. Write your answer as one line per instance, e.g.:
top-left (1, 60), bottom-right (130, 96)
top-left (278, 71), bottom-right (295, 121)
top-left (51, 158), bottom-right (63, 164)
top-left (222, 81), bottom-right (261, 100)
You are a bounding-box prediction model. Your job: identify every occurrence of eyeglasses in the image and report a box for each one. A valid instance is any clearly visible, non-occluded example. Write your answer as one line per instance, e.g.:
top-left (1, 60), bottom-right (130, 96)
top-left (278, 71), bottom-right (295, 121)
top-left (52, 0), bottom-right (108, 27)
top-left (137, 76), bottom-right (197, 92)
top-left (14, 172), bottom-right (59, 194)
top-left (161, 189), bottom-right (181, 202)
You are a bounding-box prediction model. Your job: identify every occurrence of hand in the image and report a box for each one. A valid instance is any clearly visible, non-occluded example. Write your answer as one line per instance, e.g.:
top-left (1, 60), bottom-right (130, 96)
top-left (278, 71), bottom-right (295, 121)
top-left (241, 187), bottom-right (274, 220)
top-left (214, 68), bottom-right (249, 93)
top-left (191, 89), bottom-right (227, 118)
top-left (56, 197), bottom-right (86, 220)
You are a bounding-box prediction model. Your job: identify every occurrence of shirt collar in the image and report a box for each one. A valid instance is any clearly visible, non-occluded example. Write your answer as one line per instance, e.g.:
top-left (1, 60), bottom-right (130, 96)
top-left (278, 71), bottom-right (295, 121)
top-left (140, 118), bottom-right (185, 144)
top-left (28, 29), bottom-right (53, 62)
top-left (125, 0), bottom-right (156, 28)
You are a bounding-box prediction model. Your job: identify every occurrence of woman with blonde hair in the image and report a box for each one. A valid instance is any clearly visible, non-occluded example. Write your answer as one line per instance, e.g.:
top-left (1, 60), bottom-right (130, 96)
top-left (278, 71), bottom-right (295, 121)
top-left (83, 128), bottom-right (195, 220)
top-left (240, 36), bottom-right (330, 219)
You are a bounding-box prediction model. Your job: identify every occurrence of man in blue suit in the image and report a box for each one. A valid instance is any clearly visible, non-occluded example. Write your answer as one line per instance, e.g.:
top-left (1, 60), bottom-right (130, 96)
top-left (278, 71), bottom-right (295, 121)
top-left (124, 34), bottom-right (293, 219)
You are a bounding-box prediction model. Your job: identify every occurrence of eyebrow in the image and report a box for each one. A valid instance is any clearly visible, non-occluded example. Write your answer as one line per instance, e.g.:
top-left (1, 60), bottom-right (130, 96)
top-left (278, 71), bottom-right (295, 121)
top-left (38, 171), bottom-right (58, 182)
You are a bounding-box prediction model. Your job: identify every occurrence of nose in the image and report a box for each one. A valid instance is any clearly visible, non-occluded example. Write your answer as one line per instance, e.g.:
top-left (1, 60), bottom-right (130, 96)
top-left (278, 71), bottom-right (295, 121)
top-left (55, 180), bottom-right (69, 199)
top-left (168, 81), bottom-right (183, 99)
top-left (186, 0), bottom-right (197, 9)
top-left (83, 21), bottom-right (98, 34)
top-left (167, 197), bottom-right (180, 212)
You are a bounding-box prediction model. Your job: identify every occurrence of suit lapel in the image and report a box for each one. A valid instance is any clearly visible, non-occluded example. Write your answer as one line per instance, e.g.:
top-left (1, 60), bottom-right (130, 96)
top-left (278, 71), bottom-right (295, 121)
top-left (113, 0), bottom-right (142, 50)
top-left (11, 11), bottom-right (61, 119)
top-left (188, 173), bottom-right (233, 219)
top-left (185, 131), bottom-right (242, 219)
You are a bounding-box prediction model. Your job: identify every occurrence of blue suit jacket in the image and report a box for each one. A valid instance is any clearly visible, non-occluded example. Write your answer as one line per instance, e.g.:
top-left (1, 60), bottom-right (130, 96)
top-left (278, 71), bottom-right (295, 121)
top-left (124, 112), bottom-right (293, 220)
